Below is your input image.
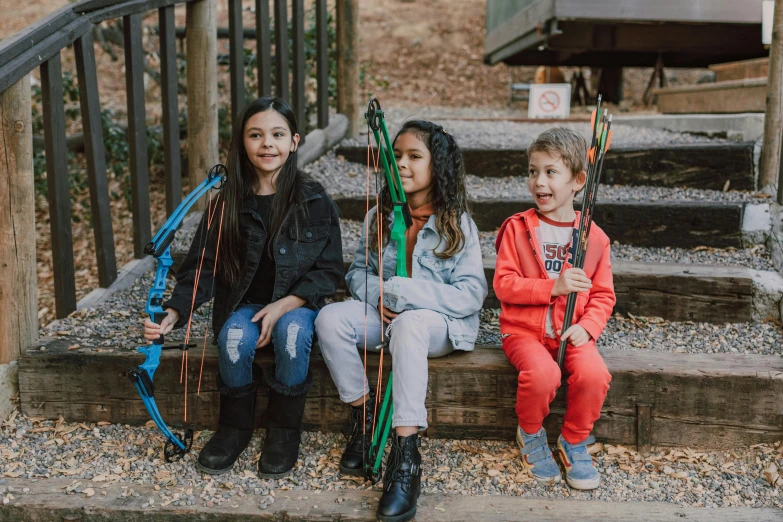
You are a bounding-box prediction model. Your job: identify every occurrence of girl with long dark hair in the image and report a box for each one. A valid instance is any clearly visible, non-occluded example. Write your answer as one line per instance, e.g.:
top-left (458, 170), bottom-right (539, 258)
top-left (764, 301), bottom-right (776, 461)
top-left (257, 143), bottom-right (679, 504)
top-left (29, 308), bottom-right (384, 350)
top-left (143, 97), bottom-right (343, 478)
top-left (315, 121), bottom-right (487, 522)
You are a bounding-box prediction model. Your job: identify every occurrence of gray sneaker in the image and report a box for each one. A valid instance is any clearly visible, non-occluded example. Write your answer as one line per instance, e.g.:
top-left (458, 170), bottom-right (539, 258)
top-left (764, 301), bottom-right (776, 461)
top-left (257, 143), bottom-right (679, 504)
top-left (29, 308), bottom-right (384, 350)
top-left (516, 426), bottom-right (561, 484)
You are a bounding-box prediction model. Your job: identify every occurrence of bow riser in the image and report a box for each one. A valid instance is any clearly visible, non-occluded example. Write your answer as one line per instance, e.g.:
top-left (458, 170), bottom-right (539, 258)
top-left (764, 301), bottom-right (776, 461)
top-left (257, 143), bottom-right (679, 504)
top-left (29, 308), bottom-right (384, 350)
top-left (130, 165), bottom-right (227, 462)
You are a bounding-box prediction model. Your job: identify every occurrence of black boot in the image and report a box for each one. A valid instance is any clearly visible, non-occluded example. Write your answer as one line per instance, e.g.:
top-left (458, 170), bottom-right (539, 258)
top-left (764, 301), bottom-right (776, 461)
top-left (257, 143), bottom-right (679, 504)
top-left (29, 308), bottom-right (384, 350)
top-left (258, 372), bottom-right (312, 478)
top-left (376, 433), bottom-right (422, 522)
top-left (339, 391), bottom-right (376, 476)
top-left (196, 378), bottom-right (257, 475)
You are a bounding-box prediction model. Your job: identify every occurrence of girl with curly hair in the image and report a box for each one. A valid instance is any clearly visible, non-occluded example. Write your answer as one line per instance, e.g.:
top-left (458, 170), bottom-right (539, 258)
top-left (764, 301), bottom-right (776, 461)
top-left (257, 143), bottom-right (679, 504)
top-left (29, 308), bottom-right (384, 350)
top-left (315, 121), bottom-right (487, 522)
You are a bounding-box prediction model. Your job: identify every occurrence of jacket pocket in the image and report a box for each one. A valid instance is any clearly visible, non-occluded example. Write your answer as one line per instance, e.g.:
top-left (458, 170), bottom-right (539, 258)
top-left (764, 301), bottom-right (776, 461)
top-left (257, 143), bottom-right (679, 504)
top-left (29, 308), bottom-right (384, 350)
top-left (289, 220), bottom-right (330, 242)
top-left (417, 252), bottom-right (456, 281)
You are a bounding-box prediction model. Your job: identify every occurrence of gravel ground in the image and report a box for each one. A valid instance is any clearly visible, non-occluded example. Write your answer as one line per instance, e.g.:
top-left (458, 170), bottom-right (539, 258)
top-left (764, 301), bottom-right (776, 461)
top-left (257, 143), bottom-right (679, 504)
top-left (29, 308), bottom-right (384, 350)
top-left (339, 220), bottom-right (776, 271)
top-left (475, 310), bottom-right (783, 356)
top-left (305, 151), bottom-right (766, 202)
top-left (0, 411), bottom-right (781, 510)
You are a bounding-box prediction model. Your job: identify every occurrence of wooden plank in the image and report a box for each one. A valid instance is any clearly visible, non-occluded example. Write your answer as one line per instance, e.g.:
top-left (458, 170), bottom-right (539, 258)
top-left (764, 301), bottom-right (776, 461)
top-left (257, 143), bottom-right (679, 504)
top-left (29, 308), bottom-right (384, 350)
top-left (4, 478), bottom-right (781, 522)
top-left (335, 142), bottom-right (756, 190)
top-left (611, 260), bottom-right (753, 322)
top-left (228, 0), bottom-right (245, 122)
top-left (0, 4), bottom-right (76, 68)
top-left (167, 253), bottom-right (754, 324)
top-left (256, 0), bottom-right (272, 97)
top-left (18, 340), bottom-right (783, 448)
top-left (0, 363), bottom-right (18, 421)
top-left (316, 0), bottom-right (329, 129)
top-left (334, 196), bottom-right (745, 248)
top-left (123, 14), bottom-right (152, 258)
top-left (710, 57), bottom-right (769, 82)
top-left (74, 32), bottom-right (118, 289)
top-left (0, 18), bottom-right (92, 95)
top-left (159, 5), bottom-right (182, 216)
top-left (274, 0), bottom-right (289, 100)
top-left (654, 78), bottom-right (767, 114)
top-left (41, 54), bottom-right (77, 319)
top-left (0, 75), bottom-right (36, 365)
top-left (291, 0), bottom-right (306, 141)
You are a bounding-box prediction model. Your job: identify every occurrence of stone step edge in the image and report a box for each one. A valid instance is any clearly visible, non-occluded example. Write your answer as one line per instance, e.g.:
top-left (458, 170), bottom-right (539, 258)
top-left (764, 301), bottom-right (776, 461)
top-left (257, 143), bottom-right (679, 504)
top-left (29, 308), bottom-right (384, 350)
top-left (1, 478), bottom-right (781, 522)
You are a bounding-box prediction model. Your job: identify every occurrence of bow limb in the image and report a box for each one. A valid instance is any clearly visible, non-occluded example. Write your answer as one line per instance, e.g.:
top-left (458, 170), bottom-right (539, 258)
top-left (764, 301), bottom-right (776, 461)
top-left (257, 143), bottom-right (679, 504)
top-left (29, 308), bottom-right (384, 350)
top-left (129, 165), bottom-right (227, 462)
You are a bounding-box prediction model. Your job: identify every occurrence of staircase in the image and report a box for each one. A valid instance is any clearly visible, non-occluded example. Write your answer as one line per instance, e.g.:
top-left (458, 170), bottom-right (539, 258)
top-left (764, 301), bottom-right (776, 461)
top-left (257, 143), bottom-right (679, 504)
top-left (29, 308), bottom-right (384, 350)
top-left (18, 117), bottom-right (783, 451)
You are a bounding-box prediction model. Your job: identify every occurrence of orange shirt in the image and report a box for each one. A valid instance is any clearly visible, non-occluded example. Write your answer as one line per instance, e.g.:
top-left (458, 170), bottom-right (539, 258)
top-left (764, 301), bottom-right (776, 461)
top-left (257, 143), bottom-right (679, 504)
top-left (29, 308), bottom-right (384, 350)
top-left (405, 202), bottom-right (435, 276)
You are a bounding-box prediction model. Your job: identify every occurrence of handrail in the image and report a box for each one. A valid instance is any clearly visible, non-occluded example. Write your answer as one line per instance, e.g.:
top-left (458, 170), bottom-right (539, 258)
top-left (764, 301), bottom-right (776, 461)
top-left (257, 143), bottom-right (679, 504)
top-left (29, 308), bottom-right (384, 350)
top-left (0, 0), bottom-right (335, 323)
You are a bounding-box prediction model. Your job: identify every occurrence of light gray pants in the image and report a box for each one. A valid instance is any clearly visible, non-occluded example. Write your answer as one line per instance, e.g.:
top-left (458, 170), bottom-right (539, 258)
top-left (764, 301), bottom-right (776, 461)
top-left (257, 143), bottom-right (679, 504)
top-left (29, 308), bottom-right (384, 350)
top-left (314, 300), bottom-right (453, 429)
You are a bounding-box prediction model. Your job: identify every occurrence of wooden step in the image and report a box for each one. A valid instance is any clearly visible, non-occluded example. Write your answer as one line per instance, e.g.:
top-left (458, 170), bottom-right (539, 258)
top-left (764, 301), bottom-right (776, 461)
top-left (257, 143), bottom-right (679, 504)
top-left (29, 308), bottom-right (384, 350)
top-left (334, 197), bottom-right (746, 248)
top-left (167, 254), bottom-right (762, 324)
top-left (19, 338), bottom-right (783, 449)
top-left (336, 259), bottom-right (760, 323)
top-left (653, 78), bottom-right (766, 114)
top-left (335, 142), bottom-right (755, 190)
top-left (4, 478), bottom-right (782, 522)
top-left (709, 57), bottom-right (769, 82)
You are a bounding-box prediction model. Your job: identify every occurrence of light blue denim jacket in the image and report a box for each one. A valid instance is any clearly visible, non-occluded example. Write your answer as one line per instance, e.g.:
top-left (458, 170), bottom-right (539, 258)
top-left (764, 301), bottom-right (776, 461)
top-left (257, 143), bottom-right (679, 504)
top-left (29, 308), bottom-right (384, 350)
top-left (345, 206), bottom-right (488, 351)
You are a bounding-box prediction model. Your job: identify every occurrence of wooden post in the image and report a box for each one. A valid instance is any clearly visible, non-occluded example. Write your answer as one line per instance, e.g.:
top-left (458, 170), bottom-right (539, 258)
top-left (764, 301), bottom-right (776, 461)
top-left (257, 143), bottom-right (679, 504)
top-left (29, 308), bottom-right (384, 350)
top-left (0, 76), bottom-right (37, 369)
top-left (336, 0), bottom-right (359, 138)
top-left (186, 0), bottom-right (219, 197)
top-left (763, 0), bottom-right (783, 193)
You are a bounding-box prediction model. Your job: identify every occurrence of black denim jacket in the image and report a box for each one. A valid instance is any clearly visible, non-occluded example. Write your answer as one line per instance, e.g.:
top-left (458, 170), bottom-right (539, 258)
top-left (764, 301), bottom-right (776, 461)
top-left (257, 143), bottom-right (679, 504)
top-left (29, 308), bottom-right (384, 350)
top-left (163, 180), bottom-right (343, 336)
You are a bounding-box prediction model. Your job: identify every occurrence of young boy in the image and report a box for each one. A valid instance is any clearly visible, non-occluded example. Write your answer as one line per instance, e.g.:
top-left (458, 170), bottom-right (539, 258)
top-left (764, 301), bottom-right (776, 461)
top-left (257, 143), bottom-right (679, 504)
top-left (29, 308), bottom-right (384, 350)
top-left (494, 127), bottom-right (615, 490)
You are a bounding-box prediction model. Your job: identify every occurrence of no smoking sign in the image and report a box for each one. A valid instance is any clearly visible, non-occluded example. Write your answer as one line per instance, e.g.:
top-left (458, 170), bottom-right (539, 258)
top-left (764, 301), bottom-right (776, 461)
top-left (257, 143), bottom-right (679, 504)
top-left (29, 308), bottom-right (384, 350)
top-left (529, 83), bottom-right (571, 119)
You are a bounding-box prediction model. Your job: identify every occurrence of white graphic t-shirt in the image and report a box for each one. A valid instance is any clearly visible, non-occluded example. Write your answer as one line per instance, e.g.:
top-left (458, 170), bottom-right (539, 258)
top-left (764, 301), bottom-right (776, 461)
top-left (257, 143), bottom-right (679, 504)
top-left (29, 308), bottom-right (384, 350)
top-left (535, 214), bottom-right (574, 338)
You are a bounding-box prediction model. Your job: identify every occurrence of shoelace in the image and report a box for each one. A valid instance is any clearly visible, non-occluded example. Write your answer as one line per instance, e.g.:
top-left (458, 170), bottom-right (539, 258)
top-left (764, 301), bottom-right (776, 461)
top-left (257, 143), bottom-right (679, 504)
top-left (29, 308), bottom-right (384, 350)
top-left (382, 441), bottom-right (408, 492)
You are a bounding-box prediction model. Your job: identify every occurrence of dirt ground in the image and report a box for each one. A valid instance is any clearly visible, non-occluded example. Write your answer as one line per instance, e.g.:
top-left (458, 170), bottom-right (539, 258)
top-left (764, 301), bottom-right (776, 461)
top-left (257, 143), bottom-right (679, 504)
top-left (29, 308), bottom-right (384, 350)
top-left (1, 0), bottom-right (705, 324)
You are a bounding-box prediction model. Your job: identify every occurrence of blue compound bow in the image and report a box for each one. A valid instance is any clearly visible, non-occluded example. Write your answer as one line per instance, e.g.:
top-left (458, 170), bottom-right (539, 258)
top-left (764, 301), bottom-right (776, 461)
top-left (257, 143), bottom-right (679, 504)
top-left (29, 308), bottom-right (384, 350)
top-left (128, 164), bottom-right (227, 461)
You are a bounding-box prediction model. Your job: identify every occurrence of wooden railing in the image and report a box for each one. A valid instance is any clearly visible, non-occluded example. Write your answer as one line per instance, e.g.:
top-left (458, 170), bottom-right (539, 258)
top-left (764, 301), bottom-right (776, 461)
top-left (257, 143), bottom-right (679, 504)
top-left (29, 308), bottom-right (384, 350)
top-left (0, 0), bottom-right (355, 366)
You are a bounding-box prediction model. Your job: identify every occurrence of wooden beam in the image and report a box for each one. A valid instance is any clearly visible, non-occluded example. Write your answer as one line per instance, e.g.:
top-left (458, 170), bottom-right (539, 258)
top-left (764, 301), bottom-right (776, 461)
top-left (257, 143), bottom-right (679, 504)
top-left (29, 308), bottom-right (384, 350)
top-left (228, 0), bottom-right (245, 122)
top-left (74, 32), bottom-right (118, 289)
top-left (123, 13), bottom-right (151, 258)
top-left (336, 0), bottom-right (359, 138)
top-left (159, 5), bottom-right (182, 216)
top-left (41, 54), bottom-right (77, 318)
top-left (255, 0), bottom-right (272, 97)
top-left (335, 142), bottom-right (756, 191)
top-left (18, 341), bottom-right (783, 448)
top-left (0, 4), bottom-right (76, 68)
top-left (291, 0), bottom-right (306, 141)
top-left (0, 75), bottom-right (36, 364)
top-left (186, 0), bottom-right (218, 201)
top-left (316, 0), bottom-right (329, 129)
top-left (274, 0), bottom-right (289, 101)
top-left (654, 78), bottom-right (767, 114)
top-left (334, 196), bottom-right (745, 248)
top-left (0, 18), bottom-right (92, 95)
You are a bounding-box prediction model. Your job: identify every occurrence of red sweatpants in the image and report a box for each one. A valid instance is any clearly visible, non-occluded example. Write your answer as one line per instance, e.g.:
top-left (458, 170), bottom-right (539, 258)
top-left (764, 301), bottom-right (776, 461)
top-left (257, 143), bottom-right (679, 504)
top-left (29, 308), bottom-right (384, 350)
top-left (502, 333), bottom-right (611, 444)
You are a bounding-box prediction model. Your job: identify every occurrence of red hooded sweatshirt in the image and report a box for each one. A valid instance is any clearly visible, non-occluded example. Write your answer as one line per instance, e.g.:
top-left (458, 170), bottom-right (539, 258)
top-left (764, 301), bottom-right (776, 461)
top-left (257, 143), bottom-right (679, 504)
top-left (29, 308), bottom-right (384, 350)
top-left (493, 209), bottom-right (615, 342)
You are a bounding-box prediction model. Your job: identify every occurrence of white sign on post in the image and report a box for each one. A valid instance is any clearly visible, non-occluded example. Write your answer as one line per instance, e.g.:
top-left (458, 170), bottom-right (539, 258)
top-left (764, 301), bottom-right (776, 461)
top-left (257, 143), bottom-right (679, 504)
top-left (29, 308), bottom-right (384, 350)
top-left (528, 83), bottom-right (572, 119)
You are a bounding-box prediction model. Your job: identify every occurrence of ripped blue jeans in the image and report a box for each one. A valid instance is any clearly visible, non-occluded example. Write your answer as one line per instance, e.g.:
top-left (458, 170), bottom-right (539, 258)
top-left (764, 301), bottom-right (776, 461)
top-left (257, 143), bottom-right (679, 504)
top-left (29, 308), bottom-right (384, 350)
top-left (216, 304), bottom-right (317, 390)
